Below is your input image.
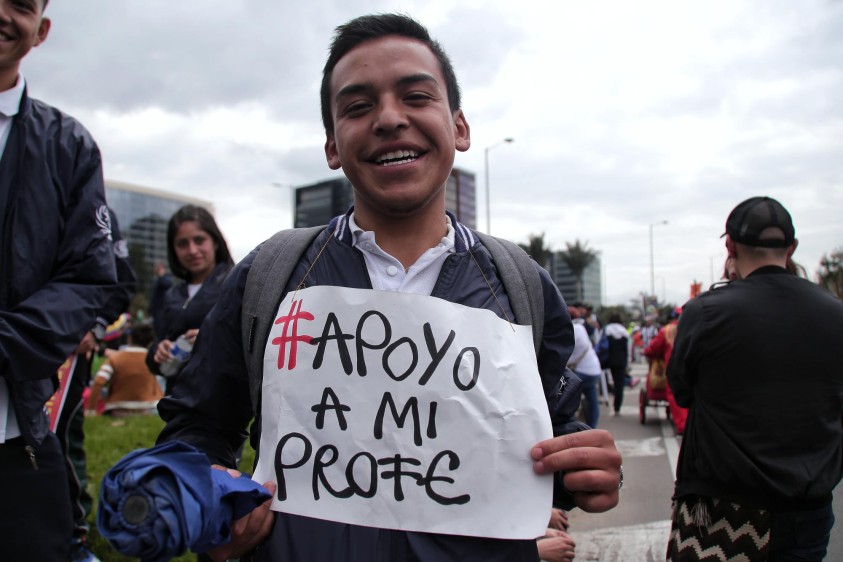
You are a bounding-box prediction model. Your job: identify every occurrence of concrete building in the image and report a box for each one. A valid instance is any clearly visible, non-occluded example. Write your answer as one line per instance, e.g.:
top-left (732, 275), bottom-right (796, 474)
top-left (293, 167), bottom-right (477, 229)
top-left (547, 252), bottom-right (603, 307)
top-left (444, 168), bottom-right (476, 229)
top-left (293, 177), bottom-right (354, 228)
top-left (105, 180), bottom-right (213, 295)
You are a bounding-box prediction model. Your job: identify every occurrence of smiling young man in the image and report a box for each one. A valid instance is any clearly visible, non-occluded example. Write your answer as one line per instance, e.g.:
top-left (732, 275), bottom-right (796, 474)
top-left (0, 0), bottom-right (118, 559)
top-left (157, 14), bottom-right (621, 561)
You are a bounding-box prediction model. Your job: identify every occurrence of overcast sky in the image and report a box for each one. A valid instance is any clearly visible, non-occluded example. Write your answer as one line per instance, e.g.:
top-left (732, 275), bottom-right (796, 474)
top-left (24, 0), bottom-right (843, 306)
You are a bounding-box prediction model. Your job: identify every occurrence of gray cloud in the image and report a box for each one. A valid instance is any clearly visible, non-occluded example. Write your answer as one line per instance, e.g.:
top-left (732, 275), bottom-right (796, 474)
top-left (21, 0), bottom-right (843, 306)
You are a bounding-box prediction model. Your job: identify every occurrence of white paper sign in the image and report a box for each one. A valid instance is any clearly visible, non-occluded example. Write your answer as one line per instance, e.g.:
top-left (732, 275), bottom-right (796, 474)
top-left (252, 285), bottom-right (553, 539)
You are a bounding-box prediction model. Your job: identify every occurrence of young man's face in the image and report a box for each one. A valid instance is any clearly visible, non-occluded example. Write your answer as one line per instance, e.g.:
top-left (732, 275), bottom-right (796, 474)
top-left (324, 35), bottom-right (470, 223)
top-left (0, 0), bottom-right (51, 88)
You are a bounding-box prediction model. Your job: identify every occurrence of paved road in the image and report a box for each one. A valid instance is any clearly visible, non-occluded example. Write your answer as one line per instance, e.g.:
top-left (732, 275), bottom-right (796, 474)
top-left (566, 361), bottom-right (841, 561)
top-left (566, 361), bottom-right (677, 561)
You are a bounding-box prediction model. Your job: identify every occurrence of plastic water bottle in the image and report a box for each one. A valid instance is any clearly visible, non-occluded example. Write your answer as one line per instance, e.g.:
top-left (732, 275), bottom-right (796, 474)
top-left (160, 335), bottom-right (193, 378)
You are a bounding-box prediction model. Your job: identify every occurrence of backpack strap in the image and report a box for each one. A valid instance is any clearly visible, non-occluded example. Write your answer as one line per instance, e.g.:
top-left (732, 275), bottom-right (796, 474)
top-left (241, 225), bottom-right (325, 410)
top-left (475, 232), bottom-right (545, 355)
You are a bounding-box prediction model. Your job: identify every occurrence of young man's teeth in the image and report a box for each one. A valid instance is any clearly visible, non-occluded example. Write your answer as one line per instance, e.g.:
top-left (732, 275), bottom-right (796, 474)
top-left (376, 150), bottom-right (419, 166)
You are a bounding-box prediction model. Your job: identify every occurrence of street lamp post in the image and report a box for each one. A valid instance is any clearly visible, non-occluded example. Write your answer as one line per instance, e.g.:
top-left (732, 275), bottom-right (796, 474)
top-left (484, 137), bottom-right (514, 235)
top-left (649, 220), bottom-right (668, 299)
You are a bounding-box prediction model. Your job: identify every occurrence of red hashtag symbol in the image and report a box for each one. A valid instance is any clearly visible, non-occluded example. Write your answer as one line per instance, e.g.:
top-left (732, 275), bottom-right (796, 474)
top-left (272, 299), bottom-right (314, 370)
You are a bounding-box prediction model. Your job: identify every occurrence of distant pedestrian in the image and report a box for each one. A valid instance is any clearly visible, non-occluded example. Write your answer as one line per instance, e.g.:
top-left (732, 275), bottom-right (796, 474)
top-left (567, 306), bottom-right (603, 428)
top-left (603, 313), bottom-right (630, 416)
top-left (666, 196), bottom-right (843, 561)
top-left (643, 307), bottom-right (686, 434)
top-left (641, 317), bottom-right (658, 349)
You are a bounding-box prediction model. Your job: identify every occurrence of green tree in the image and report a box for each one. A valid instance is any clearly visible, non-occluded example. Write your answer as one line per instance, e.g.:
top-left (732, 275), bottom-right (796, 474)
top-left (818, 248), bottom-right (843, 301)
top-left (559, 239), bottom-right (598, 303)
top-left (518, 232), bottom-right (552, 271)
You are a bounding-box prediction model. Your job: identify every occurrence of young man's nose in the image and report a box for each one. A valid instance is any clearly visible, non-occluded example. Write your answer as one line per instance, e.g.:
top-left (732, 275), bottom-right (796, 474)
top-left (373, 97), bottom-right (409, 134)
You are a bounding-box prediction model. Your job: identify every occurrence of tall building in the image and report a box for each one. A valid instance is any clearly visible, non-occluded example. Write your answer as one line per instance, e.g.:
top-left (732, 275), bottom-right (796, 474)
top-left (547, 253), bottom-right (603, 307)
top-left (445, 168), bottom-right (476, 229)
top-left (105, 180), bottom-right (213, 295)
top-left (293, 168), bottom-right (477, 228)
top-left (294, 177), bottom-right (355, 228)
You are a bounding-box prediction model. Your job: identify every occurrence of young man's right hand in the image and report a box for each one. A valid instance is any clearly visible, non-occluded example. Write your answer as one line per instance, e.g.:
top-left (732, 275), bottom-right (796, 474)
top-left (206, 467), bottom-right (277, 562)
top-left (531, 429), bottom-right (622, 513)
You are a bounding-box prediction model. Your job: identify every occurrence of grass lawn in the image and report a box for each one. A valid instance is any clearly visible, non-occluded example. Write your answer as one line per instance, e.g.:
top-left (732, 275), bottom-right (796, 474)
top-left (83, 413), bottom-right (256, 561)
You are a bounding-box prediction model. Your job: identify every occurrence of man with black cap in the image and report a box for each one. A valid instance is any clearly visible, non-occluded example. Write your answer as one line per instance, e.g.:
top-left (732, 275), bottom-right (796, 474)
top-left (665, 196), bottom-right (843, 561)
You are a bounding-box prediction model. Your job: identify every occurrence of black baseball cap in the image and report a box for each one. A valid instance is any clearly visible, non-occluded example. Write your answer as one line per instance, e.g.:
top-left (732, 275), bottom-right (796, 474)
top-left (723, 196), bottom-right (795, 248)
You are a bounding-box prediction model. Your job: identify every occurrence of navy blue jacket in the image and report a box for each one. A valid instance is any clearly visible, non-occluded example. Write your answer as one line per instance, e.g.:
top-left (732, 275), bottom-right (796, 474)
top-left (145, 262), bottom-right (232, 376)
top-left (158, 213), bottom-right (583, 561)
top-left (0, 88), bottom-right (116, 447)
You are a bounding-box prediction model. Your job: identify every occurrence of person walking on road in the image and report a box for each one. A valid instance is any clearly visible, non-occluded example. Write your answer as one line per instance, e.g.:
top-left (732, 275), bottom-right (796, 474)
top-left (567, 306), bottom-right (603, 428)
top-left (666, 196), bottom-right (843, 561)
top-left (604, 313), bottom-right (630, 416)
top-left (643, 307), bottom-right (687, 435)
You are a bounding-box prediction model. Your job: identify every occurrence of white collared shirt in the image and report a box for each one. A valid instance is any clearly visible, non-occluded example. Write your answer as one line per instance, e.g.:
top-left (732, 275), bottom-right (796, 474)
top-left (0, 74), bottom-right (24, 155)
top-left (348, 213), bottom-right (456, 295)
top-left (0, 75), bottom-right (25, 443)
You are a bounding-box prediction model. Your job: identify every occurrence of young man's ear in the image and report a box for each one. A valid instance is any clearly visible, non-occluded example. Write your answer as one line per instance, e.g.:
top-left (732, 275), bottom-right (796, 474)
top-left (35, 17), bottom-right (52, 47)
top-left (454, 110), bottom-right (470, 153)
top-left (324, 134), bottom-right (341, 170)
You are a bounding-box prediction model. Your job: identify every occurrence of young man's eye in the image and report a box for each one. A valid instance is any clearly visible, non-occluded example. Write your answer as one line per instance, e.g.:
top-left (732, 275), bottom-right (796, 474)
top-left (343, 102), bottom-right (370, 115)
top-left (13, 0), bottom-right (36, 12)
top-left (405, 93), bottom-right (434, 104)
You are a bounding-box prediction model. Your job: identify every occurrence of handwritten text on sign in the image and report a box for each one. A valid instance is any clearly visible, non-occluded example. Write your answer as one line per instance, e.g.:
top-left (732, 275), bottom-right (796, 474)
top-left (252, 286), bottom-right (553, 539)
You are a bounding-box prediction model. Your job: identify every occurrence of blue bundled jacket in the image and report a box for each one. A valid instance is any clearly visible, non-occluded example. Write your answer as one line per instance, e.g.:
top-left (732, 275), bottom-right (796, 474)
top-left (99, 441), bottom-right (271, 562)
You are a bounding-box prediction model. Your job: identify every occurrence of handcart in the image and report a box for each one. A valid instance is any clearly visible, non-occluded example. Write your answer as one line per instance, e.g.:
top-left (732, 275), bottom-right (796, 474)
top-left (639, 361), bottom-right (671, 425)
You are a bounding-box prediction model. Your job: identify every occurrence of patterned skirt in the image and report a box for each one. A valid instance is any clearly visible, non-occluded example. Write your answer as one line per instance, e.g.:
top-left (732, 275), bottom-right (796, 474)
top-left (666, 497), bottom-right (770, 561)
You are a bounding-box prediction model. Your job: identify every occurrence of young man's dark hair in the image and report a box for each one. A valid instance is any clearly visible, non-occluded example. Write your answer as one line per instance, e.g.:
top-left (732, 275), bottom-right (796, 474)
top-left (319, 13), bottom-right (462, 133)
top-left (165, 204), bottom-right (234, 281)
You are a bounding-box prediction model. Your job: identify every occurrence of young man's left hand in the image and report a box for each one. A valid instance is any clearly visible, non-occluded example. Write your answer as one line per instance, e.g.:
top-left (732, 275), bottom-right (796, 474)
top-left (531, 429), bottom-right (622, 513)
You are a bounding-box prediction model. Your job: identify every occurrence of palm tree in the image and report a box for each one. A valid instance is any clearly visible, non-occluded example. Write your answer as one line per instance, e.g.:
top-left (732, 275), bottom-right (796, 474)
top-left (559, 239), bottom-right (598, 303)
top-left (518, 232), bottom-right (551, 270)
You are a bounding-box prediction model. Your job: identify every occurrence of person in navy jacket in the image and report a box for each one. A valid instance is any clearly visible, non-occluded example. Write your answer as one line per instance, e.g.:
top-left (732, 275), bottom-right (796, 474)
top-left (0, 0), bottom-right (117, 558)
top-left (157, 13), bottom-right (622, 562)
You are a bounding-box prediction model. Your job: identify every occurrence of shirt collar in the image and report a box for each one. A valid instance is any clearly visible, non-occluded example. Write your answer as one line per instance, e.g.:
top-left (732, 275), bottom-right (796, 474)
top-left (348, 212), bottom-right (455, 252)
top-left (0, 75), bottom-right (25, 118)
